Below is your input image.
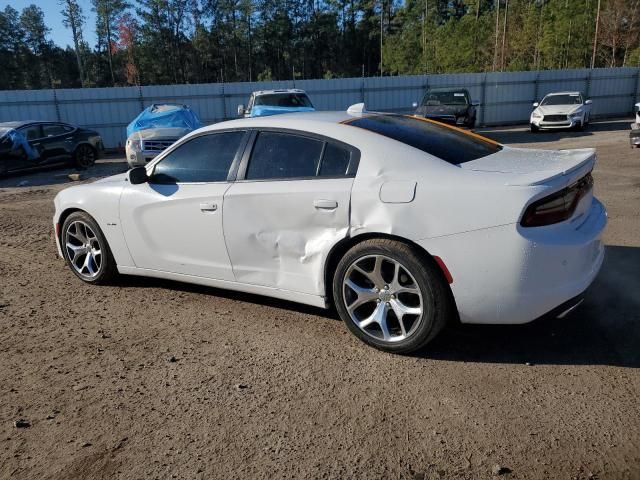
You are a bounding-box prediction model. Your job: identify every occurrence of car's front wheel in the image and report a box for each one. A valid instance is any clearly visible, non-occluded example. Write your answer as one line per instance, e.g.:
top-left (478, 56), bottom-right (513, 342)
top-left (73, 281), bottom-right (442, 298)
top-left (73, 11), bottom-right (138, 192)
top-left (73, 144), bottom-right (96, 169)
top-left (333, 239), bottom-right (451, 354)
top-left (530, 124), bottom-right (539, 133)
top-left (61, 211), bottom-right (117, 284)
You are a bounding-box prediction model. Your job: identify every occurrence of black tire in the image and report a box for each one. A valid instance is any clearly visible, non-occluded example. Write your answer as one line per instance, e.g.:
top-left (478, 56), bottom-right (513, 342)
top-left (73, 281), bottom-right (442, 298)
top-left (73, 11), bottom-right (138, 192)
top-left (61, 211), bottom-right (117, 284)
top-left (333, 239), bottom-right (452, 354)
top-left (73, 144), bottom-right (96, 169)
top-left (530, 124), bottom-right (539, 133)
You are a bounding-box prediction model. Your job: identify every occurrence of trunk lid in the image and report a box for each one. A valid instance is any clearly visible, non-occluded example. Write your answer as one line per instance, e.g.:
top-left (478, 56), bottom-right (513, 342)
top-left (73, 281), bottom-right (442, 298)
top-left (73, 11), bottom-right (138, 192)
top-left (460, 146), bottom-right (596, 187)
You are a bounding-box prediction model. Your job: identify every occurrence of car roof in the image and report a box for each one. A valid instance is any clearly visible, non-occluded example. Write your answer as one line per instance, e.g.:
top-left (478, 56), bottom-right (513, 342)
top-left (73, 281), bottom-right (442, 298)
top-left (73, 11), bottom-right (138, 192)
top-left (426, 87), bottom-right (469, 93)
top-left (252, 89), bottom-right (308, 96)
top-left (544, 91), bottom-right (583, 96)
top-left (0, 120), bottom-right (39, 129)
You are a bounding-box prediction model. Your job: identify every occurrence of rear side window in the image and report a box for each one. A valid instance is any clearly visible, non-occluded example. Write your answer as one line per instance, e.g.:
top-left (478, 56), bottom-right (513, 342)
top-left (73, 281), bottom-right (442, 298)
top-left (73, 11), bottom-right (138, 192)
top-left (319, 143), bottom-right (352, 176)
top-left (42, 124), bottom-right (68, 137)
top-left (348, 114), bottom-right (501, 165)
top-left (246, 132), bottom-right (324, 180)
top-left (151, 131), bottom-right (244, 184)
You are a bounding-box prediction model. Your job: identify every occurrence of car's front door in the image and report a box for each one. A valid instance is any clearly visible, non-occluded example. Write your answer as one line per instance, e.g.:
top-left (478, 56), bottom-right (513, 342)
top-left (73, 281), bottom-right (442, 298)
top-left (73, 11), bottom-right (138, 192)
top-left (223, 130), bottom-right (358, 296)
top-left (15, 124), bottom-right (45, 168)
top-left (119, 130), bottom-right (248, 280)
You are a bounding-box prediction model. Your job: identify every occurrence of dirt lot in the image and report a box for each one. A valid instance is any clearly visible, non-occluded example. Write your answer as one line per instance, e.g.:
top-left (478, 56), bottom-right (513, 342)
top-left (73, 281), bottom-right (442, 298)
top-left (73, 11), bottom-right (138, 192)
top-left (1, 120), bottom-right (639, 480)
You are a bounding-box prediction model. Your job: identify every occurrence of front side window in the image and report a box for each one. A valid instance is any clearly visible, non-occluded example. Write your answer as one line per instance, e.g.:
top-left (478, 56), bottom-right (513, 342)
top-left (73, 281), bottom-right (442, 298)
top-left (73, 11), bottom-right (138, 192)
top-left (347, 114), bottom-right (501, 165)
top-left (245, 132), bottom-right (324, 180)
top-left (151, 131), bottom-right (245, 184)
top-left (18, 125), bottom-right (43, 141)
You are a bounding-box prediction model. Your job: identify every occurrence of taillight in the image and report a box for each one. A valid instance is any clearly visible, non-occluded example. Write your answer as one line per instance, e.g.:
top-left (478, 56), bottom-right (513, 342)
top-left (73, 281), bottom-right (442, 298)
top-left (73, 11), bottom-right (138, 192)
top-left (521, 173), bottom-right (593, 227)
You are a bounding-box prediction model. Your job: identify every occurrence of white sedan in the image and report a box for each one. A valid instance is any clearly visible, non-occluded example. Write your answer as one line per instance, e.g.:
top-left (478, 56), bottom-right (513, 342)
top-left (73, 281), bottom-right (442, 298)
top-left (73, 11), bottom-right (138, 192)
top-left (530, 91), bottom-right (593, 132)
top-left (53, 110), bottom-right (606, 353)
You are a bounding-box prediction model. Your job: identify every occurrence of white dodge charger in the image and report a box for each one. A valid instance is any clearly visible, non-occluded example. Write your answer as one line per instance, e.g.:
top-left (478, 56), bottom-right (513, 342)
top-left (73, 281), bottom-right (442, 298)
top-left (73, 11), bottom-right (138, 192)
top-left (53, 110), bottom-right (606, 353)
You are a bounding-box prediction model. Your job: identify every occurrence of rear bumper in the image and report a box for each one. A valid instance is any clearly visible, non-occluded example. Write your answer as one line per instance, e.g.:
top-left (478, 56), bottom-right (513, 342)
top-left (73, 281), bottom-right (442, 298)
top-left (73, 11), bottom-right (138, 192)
top-left (418, 198), bottom-right (607, 325)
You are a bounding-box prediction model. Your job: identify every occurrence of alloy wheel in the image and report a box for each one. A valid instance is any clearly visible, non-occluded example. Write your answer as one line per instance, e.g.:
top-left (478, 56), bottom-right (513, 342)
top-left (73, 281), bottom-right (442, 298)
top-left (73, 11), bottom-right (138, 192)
top-left (342, 254), bottom-right (424, 343)
top-left (76, 145), bottom-right (95, 168)
top-left (64, 220), bottom-right (102, 279)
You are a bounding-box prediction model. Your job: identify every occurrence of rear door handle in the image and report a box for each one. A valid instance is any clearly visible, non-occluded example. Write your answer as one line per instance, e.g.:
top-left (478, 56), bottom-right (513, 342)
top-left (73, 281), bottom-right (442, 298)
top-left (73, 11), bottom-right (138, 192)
top-left (313, 199), bottom-right (338, 210)
top-left (200, 202), bottom-right (218, 212)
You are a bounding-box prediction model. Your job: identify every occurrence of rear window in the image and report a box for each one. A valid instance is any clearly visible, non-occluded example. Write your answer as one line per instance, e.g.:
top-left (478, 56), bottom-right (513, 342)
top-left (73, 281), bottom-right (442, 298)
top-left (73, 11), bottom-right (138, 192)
top-left (347, 115), bottom-right (501, 165)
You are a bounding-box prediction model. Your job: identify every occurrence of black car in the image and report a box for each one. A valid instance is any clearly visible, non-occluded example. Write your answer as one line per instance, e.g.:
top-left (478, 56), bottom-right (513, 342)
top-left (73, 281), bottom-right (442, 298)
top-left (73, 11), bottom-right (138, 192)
top-left (0, 121), bottom-right (103, 176)
top-left (414, 88), bottom-right (479, 128)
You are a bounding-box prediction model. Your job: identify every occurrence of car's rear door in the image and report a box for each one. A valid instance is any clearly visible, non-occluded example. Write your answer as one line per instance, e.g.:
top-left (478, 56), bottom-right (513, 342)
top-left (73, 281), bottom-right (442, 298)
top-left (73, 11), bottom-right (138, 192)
top-left (222, 129), bottom-right (359, 297)
top-left (119, 130), bottom-right (249, 280)
top-left (39, 123), bottom-right (75, 163)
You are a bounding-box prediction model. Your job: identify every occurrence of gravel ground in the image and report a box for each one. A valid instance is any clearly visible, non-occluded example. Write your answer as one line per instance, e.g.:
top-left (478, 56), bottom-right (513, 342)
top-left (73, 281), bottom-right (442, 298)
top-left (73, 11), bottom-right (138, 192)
top-left (1, 120), bottom-right (639, 480)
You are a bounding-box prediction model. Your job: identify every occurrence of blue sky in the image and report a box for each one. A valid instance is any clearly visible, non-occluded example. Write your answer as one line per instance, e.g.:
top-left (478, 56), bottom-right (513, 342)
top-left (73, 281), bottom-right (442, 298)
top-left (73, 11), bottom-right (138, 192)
top-left (9, 0), bottom-right (97, 48)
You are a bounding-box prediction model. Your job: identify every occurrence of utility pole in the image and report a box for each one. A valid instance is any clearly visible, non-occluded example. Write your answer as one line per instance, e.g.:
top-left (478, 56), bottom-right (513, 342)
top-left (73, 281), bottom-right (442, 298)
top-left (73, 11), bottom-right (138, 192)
top-left (380, 0), bottom-right (384, 77)
top-left (591, 0), bottom-right (601, 68)
top-left (493, 0), bottom-right (500, 71)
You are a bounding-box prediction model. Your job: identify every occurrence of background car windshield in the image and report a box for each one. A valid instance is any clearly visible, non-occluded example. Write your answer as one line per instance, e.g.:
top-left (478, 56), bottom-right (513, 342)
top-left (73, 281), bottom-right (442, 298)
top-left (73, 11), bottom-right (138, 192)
top-left (348, 114), bottom-right (501, 164)
top-left (541, 94), bottom-right (582, 105)
top-left (422, 91), bottom-right (468, 106)
top-left (254, 93), bottom-right (313, 108)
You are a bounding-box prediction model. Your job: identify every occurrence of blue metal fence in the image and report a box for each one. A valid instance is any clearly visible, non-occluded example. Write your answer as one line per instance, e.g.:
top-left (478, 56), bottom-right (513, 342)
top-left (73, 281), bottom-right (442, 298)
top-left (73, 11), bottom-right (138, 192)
top-left (0, 67), bottom-right (638, 148)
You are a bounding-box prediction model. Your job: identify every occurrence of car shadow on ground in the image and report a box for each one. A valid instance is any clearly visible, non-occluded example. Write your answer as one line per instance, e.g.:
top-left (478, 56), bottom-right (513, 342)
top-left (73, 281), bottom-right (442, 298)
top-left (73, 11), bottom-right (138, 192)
top-left (119, 245), bottom-right (639, 368)
top-left (0, 155), bottom-right (128, 189)
top-left (477, 119), bottom-right (632, 145)
top-left (422, 245), bottom-right (640, 368)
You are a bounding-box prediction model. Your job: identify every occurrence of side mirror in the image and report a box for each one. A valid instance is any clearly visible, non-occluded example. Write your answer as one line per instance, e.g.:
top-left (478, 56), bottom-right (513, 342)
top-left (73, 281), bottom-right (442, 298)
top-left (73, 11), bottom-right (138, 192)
top-left (129, 166), bottom-right (149, 185)
top-left (237, 104), bottom-right (245, 116)
top-left (412, 101), bottom-right (418, 108)
top-left (532, 102), bottom-right (539, 107)
top-left (471, 100), bottom-right (480, 106)
top-left (585, 99), bottom-right (593, 105)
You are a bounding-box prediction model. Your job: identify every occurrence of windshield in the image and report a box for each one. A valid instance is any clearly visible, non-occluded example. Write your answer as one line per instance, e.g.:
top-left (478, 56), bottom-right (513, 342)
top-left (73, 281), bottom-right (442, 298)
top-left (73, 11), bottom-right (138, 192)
top-left (254, 93), bottom-right (313, 108)
top-left (347, 114), bottom-right (501, 165)
top-left (422, 91), bottom-right (468, 106)
top-left (541, 94), bottom-right (582, 106)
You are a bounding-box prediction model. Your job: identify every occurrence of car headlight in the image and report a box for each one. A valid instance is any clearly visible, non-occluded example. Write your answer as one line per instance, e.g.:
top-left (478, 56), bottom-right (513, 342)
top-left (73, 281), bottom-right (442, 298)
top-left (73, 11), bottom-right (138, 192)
top-left (531, 111), bottom-right (542, 119)
top-left (127, 138), bottom-right (142, 152)
top-left (569, 112), bottom-right (582, 119)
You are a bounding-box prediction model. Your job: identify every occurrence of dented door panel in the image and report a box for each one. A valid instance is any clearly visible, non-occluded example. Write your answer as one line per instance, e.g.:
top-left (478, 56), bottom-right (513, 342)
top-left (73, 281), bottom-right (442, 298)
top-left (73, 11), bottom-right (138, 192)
top-left (223, 178), bottom-right (353, 296)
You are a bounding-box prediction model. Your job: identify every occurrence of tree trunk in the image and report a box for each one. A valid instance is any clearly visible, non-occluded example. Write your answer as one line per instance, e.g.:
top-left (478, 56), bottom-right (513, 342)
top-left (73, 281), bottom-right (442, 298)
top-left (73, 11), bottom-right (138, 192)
top-left (591, 0), bottom-right (601, 68)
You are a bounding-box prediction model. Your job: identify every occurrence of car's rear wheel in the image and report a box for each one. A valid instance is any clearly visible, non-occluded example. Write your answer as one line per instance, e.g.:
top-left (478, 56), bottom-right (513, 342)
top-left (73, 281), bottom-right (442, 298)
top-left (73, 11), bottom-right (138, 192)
top-left (333, 239), bottom-right (451, 354)
top-left (73, 144), bottom-right (96, 169)
top-left (61, 211), bottom-right (117, 284)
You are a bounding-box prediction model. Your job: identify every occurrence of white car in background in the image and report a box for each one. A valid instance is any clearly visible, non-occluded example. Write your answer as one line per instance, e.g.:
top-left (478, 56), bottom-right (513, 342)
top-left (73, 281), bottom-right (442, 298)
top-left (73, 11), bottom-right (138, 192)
top-left (53, 109), bottom-right (606, 354)
top-left (530, 92), bottom-right (592, 132)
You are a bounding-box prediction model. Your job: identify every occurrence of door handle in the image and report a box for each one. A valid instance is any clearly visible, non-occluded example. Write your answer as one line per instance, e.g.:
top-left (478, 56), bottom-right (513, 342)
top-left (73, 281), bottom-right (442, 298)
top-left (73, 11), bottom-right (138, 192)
top-left (200, 202), bottom-right (218, 212)
top-left (313, 199), bottom-right (338, 210)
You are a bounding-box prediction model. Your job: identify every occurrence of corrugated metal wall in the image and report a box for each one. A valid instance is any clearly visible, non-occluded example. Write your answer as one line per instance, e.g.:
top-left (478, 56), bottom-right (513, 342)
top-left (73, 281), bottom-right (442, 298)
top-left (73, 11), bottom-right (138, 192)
top-left (1, 67), bottom-right (638, 148)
